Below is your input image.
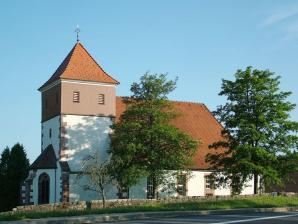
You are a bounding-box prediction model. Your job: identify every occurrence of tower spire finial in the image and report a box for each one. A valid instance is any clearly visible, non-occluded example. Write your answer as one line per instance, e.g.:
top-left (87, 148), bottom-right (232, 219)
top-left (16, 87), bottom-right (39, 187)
top-left (75, 25), bottom-right (80, 43)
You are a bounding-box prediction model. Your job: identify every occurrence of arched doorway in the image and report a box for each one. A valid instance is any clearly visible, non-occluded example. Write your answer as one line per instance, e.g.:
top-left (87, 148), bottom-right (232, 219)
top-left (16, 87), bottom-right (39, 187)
top-left (38, 173), bottom-right (50, 204)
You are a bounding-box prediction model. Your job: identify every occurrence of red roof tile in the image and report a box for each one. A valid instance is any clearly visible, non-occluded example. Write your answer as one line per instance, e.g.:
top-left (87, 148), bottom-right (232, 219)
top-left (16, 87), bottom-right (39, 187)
top-left (30, 145), bottom-right (57, 170)
top-left (116, 97), bottom-right (225, 170)
top-left (39, 43), bottom-right (119, 90)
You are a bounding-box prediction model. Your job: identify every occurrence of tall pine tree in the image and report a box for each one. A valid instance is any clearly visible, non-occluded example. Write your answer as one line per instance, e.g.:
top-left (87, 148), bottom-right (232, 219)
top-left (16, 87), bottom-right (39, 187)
top-left (0, 147), bottom-right (10, 211)
top-left (207, 67), bottom-right (298, 194)
top-left (0, 143), bottom-right (29, 211)
top-left (8, 143), bottom-right (30, 209)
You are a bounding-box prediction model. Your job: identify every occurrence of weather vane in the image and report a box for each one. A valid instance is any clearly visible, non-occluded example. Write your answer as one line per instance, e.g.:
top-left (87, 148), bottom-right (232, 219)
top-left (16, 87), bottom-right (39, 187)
top-left (75, 25), bottom-right (80, 43)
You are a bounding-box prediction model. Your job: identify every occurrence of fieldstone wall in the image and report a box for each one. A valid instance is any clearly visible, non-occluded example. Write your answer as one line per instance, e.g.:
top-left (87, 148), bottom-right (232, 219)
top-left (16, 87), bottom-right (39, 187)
top-left (13, 193), bottom-right (298, 212)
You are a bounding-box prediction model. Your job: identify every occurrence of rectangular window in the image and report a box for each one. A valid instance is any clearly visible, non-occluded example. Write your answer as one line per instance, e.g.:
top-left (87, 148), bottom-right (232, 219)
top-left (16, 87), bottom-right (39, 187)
top-left (177, 174), bottom-right (187, 196)
top-left (73, 91), bottom-right (80, 103)
top-left (98, 94), bottom-right (105, 104)
top-left (205, 175), bottom-right (214, 189)
top-left (147, 177), bottom-right (154, 199)
top-left (49, 129), bottom-right (52, 138)
top-left (118, 185), bottom-right (129, 199)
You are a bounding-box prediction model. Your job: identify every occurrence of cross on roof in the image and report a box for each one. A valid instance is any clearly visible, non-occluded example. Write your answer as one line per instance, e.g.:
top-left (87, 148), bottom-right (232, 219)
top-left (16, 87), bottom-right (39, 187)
top-left (75, 25), bottom-right (80, 43)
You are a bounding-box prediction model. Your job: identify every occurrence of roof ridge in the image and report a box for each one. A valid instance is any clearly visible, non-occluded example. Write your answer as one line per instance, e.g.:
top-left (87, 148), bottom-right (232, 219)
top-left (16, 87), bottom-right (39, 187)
top-left (116, 96), bottom-right (204, 105)
top-left (78, 43), bottom-right (119, 84)
top-left (59, 43), bottom-right (77, 78)
top-left (64, 43), bottom-right (77, 71)
top-left (38, 44), bottom-right (77, 90)
top-left (201, 104), bottom-right (225, 130)
top-left (169, 99), bottom-right (204, 105)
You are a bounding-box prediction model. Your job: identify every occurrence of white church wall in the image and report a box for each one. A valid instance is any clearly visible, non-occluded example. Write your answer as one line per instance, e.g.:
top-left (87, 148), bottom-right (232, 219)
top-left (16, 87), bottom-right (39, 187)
top-left (126, 171), bottom-right (231, 199)
top-left (124, 170), bottom-right (251, 198)
top-left (62, 115), bottom-right (112, 172)
top-left (187, 171), bottom-right (208, 196)
top-left (186, 171), bottom-right (252, 196)
top-left (214, 184), bottom-right (231, 196)
top-left (32, 165), bottom-right (62, 205)
top-left (68, 173), bottom-right (118, 202)
top-left (41, 116), bottom-right (60, 158)
top-left (212, 172), bottom-right (231, 196)
top-left (240, 177), bottom-right (254, 195)
top-left (129, 178), bottom-right (147, 199)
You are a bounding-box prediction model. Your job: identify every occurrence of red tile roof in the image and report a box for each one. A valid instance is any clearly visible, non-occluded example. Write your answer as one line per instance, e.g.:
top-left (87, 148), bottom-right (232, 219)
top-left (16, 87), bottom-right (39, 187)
top-left (30, 145), bottom-right (57, 170)
top-left (116, 97), bottom-right (225, 170)
top-left (39, 43), bottom-right (119, 90)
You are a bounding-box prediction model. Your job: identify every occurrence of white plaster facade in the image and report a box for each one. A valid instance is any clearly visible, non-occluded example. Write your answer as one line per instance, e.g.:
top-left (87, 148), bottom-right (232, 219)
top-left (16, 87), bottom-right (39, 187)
top-left (41, 116), bottom-right (60, 157)
top-left (31, 163), bottom-right (62, 205)
top-left (68, 174), bottom-right (118, 202)
top-left (240, 178), bottom-right (254, 195)
top-left (61, 114), bottom-right (113, 172)
top-left (35, 114), bottom-right (255, 204)
top-left (127, 171), bottom-right (254, 199)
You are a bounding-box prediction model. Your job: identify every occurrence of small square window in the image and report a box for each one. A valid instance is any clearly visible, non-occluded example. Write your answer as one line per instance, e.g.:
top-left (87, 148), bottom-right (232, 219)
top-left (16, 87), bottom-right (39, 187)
top-left (73, 91), bottom-right (80, 103)
top-left (98, 94), bottom-right (105, 104)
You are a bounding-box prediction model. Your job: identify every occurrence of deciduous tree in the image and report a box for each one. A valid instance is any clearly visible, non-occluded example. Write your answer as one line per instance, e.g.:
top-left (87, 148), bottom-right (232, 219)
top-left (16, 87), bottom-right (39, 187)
top-left (79, 153), bottom-right (112, 208)
top-left (109, 73), bottom-right (198, 198)
top-left (207, 67), bottom-right (298, 194)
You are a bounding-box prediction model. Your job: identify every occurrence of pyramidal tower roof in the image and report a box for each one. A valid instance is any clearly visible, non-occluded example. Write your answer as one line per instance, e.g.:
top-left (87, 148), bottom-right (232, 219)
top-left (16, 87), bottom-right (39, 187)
top-left (39, 42), bottom-right (119, 90)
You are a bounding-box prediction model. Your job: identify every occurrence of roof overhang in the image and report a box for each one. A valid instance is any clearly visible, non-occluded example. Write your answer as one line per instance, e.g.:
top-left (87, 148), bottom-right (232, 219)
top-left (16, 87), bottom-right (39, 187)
top-left (38, 78), bottom-right (118, 92)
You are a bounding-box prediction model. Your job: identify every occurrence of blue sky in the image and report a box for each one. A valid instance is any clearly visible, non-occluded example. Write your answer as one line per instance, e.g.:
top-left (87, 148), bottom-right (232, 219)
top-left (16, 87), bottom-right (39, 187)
top-left (0, 0), bottom-right (297, 162)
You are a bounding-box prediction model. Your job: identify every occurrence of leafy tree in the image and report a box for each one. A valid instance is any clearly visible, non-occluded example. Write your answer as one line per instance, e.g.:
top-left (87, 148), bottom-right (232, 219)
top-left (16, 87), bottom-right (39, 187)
top-left (206, 67), bottom-right (298, 194)
top-left (79, 153), bottom-right (112, 208)
top-left (109, 73), bottom-right (198, 198)
top-left (0, 147), bottom-right (10, 211)
top-left (0, 143), bottom-right (29, 211)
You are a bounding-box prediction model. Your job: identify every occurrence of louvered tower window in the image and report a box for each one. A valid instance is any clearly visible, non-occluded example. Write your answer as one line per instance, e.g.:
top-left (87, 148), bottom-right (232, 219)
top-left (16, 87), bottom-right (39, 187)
top-left (73, 91), bottom-right (80, 103)
top-left (98, 94), bottom-right (105, 104)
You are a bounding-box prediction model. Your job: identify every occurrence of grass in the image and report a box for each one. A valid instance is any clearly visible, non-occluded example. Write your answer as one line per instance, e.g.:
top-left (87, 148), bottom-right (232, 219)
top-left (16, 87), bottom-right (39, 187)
top-left (1, 196), bottom-right (298, 221)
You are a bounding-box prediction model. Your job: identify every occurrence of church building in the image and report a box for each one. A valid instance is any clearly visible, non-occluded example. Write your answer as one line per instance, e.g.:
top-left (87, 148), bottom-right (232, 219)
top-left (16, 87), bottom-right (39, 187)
top-left (21, 42), bottom-right (254, 205)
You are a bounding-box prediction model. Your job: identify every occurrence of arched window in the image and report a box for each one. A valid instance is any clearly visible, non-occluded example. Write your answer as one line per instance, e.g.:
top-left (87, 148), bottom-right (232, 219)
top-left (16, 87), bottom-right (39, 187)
top-left (38, 173), bottom-right (50, 204)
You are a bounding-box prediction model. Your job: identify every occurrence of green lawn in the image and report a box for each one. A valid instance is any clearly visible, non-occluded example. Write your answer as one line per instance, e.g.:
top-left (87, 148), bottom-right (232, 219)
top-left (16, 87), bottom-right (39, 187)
top-left (1, 196), bottom-right (298, 221)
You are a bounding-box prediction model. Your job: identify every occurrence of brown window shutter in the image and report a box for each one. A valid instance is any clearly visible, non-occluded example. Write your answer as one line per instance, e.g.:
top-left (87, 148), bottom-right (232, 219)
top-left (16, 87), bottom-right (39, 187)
top-left (98, 94), bottom-right (105, 104)
top-left (73, 91), bottom-right (80, 103)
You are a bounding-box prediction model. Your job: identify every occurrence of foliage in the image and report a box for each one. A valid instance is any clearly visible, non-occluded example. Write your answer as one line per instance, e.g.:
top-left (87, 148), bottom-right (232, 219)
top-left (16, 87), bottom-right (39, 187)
top-left (79, 153), bottom-right (112, 208)
top-left (206, 67), bottom-right (298, 194)
top-left (0, 147), bottom-right (10, 212)
top-left (108, 73), bottom-right (198, 198)
top-left (0, 143), bottom-right (30, 211)
top-left (1, 195), bottom-right (298, 221)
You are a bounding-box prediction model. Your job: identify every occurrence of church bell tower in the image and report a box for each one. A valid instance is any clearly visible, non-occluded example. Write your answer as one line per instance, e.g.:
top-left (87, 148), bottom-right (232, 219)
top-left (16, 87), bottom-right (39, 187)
top-left (29, 41), bottom-right (119, 204)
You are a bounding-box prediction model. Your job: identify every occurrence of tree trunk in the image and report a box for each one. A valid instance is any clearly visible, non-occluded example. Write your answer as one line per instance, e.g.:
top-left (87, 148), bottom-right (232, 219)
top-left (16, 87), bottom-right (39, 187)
top-left (253, 173), bottom-right (258, 194)
top-left (101, 188), bottom-right (106, 208)
top-left (153, 176), bottom-right (159, 199)
top-left (259, 176), bottom-right (264, 194)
